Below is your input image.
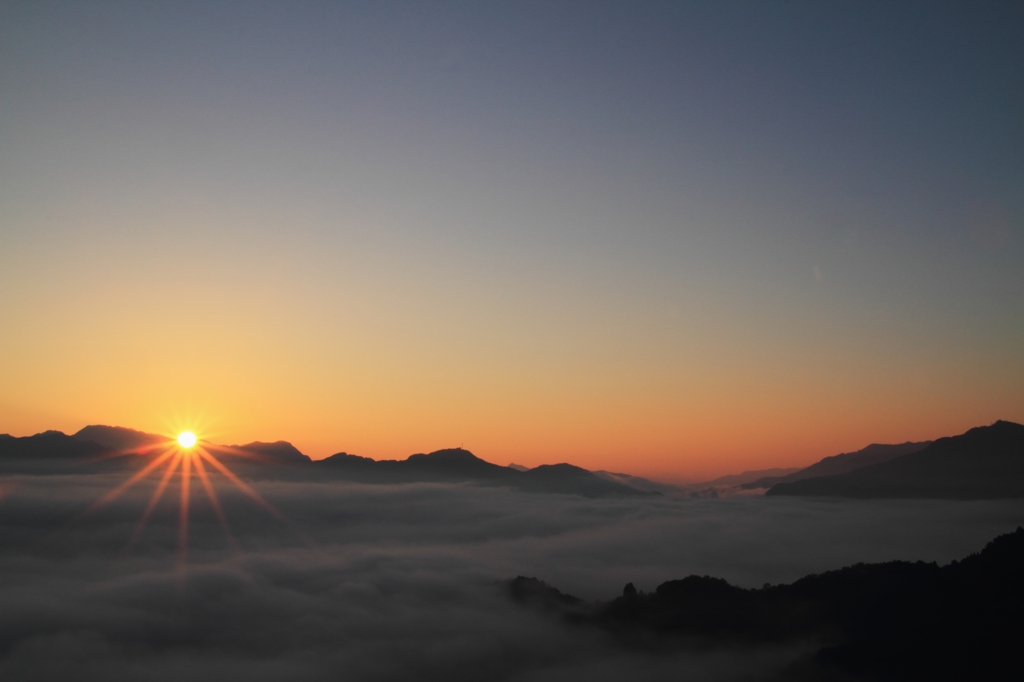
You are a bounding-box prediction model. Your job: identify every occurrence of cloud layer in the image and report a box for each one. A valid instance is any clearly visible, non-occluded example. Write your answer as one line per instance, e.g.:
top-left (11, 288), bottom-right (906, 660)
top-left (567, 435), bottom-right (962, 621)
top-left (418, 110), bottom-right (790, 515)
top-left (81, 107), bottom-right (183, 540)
top-left (1, 473), bottom-right (1021, 680)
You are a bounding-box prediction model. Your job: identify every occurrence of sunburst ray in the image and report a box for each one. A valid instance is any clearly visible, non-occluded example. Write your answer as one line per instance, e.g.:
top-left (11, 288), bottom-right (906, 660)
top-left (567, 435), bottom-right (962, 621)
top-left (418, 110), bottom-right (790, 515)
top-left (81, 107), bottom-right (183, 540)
top-left (196, 447), bottom-right (283, 519)
top-left (193, 453), bottom-right (239, 551)
top-left (90, 439), bottom-right (175, 463)
top-left (176, 448), bottom-right (192, 571)
top-left (86, 433), bottom-right (287, 572)
top-left (129, 451), bottom-right (182, 546)
top-left (87, 448), bottom-right (177, 513)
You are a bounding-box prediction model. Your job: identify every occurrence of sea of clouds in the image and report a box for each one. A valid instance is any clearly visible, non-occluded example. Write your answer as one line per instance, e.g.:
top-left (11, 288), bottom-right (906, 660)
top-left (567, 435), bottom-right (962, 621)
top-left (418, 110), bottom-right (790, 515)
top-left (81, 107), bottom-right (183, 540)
top-left (1, 472), bottom-right (1021, 681)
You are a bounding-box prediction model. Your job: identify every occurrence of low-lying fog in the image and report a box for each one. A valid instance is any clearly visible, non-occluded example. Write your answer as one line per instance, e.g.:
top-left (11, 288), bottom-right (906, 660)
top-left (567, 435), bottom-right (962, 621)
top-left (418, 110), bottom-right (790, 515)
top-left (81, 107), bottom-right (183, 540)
top-left (2, 474), bottom-right (1021, 681)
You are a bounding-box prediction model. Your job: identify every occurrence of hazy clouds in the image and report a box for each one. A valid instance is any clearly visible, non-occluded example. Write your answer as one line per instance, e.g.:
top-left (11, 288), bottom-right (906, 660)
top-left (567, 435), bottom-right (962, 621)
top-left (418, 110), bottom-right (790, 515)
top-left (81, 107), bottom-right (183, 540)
top-left (1, 474), bottom-right (1021, 680)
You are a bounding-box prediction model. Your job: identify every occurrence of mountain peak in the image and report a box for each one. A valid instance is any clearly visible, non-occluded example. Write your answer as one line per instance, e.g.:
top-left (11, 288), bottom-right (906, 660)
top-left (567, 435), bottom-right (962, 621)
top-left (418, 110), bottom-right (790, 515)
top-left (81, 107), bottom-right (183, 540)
top-left (768, 420), bottom-right (1024, 499)
top-left (406, 448), bottom-right (483, 464)
top-left (986, 419), bottom-right (1022, 430)
top-left (74, 425), bottom-right (166, 451)
top-left (232, 441), bottom-right (311, 464)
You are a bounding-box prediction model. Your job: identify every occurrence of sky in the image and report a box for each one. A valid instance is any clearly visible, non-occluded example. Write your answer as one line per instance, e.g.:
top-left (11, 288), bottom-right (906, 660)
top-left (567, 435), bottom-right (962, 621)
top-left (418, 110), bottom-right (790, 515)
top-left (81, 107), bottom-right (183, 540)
top-left (1, 1), bottom-right (1022, 480)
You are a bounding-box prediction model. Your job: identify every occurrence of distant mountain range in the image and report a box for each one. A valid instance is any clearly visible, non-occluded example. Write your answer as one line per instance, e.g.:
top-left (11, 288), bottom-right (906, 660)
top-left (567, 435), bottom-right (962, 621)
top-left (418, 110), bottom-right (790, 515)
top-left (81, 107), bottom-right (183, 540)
top-left (228, 440), bottom-right (313, 464)
top-left (593, 471), bottom-right (684, 495)
top-left (0, 426), bottom-right (644, 498)
top-left (740, 442), bottom-right (931, 490)
top-left (0, 430), bottom-right (109, 463)
top-left (596, 468), bottom-right (804, 498)
top-left (767, 420), bottom-right (1024, 499)
top-left (306, 448), bottom-right (647, 497)
top-left (2, 420), bottom-right (1021, 499)
top-left (510, 526), bottom-right (1024, 679)
top-left (703, 467), bottom-right (802, 488)
top-left (74, 425), bottom-right (168, 452)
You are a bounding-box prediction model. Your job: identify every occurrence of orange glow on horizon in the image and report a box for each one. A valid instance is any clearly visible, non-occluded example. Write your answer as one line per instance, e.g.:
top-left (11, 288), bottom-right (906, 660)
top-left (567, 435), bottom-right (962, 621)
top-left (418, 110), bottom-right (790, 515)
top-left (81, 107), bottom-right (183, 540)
top-left (2, 255), bottom-right (1022, 482)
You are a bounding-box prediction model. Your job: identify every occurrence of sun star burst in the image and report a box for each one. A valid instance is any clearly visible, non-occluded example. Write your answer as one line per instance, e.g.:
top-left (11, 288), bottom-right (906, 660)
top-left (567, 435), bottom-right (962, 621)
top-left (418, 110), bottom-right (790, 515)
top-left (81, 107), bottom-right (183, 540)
top-left (86, 428), bottom-right (282, 573)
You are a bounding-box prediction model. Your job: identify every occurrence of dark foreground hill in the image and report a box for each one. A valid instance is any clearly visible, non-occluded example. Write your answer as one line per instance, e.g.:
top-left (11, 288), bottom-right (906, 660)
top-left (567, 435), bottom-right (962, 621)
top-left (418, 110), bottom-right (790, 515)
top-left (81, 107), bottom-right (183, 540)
top-left (767, 420), bottom-right (1024, 499)
top-left (510, 526), bottom-right (1024, 680)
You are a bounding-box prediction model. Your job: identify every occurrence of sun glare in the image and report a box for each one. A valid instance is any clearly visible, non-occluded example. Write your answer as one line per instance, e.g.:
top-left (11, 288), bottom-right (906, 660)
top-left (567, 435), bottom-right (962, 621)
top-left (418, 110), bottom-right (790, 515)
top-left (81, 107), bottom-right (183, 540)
top-left (85, 424), bottom-right (283, 574)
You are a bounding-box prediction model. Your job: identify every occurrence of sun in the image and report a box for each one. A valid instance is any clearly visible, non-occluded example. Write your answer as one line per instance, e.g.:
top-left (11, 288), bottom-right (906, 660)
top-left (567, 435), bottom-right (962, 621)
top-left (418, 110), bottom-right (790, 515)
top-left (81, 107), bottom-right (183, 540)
top-left (85, 424), bottom-right (283, 575)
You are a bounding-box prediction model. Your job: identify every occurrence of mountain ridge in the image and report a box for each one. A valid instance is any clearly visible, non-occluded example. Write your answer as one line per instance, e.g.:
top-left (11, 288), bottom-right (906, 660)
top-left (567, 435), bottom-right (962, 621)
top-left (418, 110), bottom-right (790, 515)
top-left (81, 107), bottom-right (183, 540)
top-left (74, 425), bottom-right (170, 452)
top-left (0, 427), bottom-right (643, 498)
top-left (767, 420), bottom-right (1024, 499)
top-left (315, 447), bottom-right (646, 497)
top-left (229, 440), bottom-right (312, 464)
top-left (4, 421), bottom-right (1020, 499)
top-left (740, 441), bottom-right (931, 490)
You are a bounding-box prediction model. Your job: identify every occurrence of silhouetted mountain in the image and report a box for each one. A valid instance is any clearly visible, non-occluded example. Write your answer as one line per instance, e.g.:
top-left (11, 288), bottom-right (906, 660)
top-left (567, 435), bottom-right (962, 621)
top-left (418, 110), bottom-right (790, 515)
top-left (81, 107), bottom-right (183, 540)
top-left (1, 430), bottom-right (109, 459)
top-left (519, 463), bottom-right (647, 496)
top-left (704, 467), bottom-right (801, 488)
top-left (672, 467), bottom-right (805, 498)
top-left (508, 576), bottom-right (584, 611)
top-left (511, 527), bottom-right (1024, 680)
top-left (407, 448), bottom-right (513, 476)
top-left (767, 421), bottom-right (1024, 499)
top-left (3, 425), bottom-right (651, 497)
top-left (594, 471), bottom-right (683, 495)
top-left (0, 431), bottom-right (119, 473)
top-left (316, 447), bottom-right (512, 482)
top-left (317, 448), bottom-right (647, 497)
top-left (73, 425), bottom-right (169, 452)
top-left (741, 441), bottom-right (930, 490)
top-left (229, 441), bottom-right (312, 464)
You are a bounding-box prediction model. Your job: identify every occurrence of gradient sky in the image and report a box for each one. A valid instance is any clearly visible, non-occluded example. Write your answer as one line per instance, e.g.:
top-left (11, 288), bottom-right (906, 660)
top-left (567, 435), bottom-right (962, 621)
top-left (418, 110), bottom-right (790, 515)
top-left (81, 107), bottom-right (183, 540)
top-left (1, 1), bottom-right (1022, 480)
